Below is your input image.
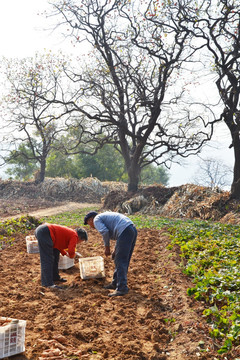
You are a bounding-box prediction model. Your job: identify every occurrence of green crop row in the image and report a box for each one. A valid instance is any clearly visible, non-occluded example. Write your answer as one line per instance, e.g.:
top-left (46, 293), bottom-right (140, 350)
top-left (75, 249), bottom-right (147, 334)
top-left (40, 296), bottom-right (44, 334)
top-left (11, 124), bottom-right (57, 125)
top-left (0, 215), bottom-right (41, 248)
top-left (167, 220), bottom-right (240, 354)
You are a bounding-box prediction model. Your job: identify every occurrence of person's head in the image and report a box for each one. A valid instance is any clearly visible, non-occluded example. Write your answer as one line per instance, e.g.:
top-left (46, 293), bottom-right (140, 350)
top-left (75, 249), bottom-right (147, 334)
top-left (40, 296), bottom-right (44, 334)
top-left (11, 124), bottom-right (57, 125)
top-left (84, 211), bottom-right (98, 229)
top-left (75, 228), bottom-right (88, 243)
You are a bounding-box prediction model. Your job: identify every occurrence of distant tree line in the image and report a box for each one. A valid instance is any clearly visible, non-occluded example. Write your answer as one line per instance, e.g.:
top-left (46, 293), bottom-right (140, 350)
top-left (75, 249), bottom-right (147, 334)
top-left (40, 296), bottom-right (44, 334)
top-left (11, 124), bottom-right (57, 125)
top-left (5, 141), bottom-right (170, 186)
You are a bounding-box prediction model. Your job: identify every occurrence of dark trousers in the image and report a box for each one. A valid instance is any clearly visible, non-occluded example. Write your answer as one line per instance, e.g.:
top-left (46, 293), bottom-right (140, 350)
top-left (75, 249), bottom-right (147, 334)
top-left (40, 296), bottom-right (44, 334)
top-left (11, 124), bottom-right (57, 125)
top-left (35, 224), bottom-right (60, 287)
top-left (112, 224), bottom-right (137, 291)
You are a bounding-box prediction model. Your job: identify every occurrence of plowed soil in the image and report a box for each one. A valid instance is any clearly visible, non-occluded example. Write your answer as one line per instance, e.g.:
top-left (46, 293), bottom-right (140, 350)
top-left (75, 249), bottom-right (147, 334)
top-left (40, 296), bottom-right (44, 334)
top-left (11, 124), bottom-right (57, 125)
top-left (1, 225), bottom-right (236, 360)
top-left (0, 198), bottom-right (238, 359)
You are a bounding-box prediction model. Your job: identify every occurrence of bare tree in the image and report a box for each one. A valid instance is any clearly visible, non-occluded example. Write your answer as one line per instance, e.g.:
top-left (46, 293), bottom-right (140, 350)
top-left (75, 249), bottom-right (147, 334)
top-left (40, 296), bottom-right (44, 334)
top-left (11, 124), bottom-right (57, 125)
top-left (177, 0), bottom-right (240, 197)
top-left (193, 157), bottom-right (233, 190)
top-left (0, 52), bottom-right (76, 183)
top-left (46, 0), bottom-right (214, 191)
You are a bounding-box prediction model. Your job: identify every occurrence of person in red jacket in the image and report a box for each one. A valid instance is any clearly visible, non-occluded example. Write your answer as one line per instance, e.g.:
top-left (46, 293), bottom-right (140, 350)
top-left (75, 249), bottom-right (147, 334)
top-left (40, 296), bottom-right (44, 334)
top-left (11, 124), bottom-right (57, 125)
top-left (35, 223), bottom-right (88, 289)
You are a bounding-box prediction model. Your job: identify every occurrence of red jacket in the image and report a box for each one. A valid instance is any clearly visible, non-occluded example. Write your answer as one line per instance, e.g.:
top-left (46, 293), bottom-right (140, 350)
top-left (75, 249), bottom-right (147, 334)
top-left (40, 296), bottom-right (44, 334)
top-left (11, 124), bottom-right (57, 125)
top-left (47, 223), bottom-right (78, 258)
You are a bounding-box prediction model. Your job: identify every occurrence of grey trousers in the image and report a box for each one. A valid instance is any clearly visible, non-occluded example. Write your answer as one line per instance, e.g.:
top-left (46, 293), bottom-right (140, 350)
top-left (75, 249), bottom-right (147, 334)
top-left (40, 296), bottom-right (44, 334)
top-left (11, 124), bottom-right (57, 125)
top-left (112, 224), bottom-right (137, 292)
top-left (35, 224), bottom-right (60, 287)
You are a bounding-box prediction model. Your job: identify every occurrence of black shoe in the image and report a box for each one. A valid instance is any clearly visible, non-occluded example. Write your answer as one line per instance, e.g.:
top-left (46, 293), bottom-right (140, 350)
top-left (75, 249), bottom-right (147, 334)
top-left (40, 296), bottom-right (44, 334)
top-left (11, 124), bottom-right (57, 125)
top-left (103, 283), bottom-right (116, 290)
top-left (55, 277), bottom-right (67, 283)
top-left (108, 289), bottom-right (129, 297)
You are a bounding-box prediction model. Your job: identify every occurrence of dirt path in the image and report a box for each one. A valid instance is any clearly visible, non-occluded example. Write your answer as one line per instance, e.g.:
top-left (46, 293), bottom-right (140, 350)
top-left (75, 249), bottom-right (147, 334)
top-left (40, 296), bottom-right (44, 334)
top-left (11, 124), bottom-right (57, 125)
top-left (0, 202), bottom-right (101, 222)
top-left (0, 224), bottom-right (228, 360)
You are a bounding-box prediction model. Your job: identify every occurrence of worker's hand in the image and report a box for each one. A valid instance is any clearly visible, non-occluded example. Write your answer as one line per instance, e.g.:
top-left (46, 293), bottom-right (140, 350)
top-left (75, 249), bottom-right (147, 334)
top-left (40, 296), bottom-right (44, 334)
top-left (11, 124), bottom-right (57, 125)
top-left (104, 246), bottom-right (111, 257)
top-left (65, 251), bottom-right (70, 257)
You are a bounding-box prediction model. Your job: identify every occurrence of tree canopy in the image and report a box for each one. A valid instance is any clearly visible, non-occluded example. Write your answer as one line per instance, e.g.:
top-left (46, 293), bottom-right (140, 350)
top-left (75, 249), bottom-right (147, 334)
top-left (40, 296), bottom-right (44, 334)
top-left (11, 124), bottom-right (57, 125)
top-left (44, 0), bottom-right (214, 191)
top-left (0, 52), bottom-right (75, 182)
top-left (6, 141), bottom-right (170, 186)
top-left (175, 0), bottom-right (240, 197)
top-left (2, 0), bottom-right (240, 195)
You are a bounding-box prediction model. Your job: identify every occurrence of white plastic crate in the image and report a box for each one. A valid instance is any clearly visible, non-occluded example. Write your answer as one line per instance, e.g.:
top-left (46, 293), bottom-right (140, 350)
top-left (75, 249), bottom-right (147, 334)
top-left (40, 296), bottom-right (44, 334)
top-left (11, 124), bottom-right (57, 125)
top-left (0, 317), bottom-right (26, 359)
top-left (79, 256), bottom-right (105, 280)
top-left (58, 255), bottom-right (75, 270)
top-left (25, 235), bottom-right (39, 254)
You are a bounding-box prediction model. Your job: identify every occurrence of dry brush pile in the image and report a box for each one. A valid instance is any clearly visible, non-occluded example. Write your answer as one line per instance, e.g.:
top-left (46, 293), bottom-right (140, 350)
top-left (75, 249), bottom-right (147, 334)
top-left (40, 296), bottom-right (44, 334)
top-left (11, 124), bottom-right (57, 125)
top-left (0, 178), bottom-right (239, 223)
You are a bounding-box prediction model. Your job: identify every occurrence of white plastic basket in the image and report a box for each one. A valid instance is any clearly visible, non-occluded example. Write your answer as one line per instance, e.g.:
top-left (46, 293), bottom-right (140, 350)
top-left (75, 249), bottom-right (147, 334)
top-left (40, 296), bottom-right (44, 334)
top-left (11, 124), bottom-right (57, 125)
top-left (0, 317), bottom-right (26, 359)
top-left (79, 256), bottom-right (105, 280)
top-left (25, 235), bottom-right (39, 254)
top-left (58, 255), bottom-right (75, 270)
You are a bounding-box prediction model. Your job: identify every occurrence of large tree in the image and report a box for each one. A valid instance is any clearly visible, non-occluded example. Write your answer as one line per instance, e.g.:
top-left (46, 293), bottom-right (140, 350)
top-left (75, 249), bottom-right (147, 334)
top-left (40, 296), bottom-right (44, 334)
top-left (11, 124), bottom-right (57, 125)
top-left (0, 52), bottom-right (75, 183)
top-left (47, 0), bottom-right (214, 191)
top-left (177, 0), bottom-right (240, 198)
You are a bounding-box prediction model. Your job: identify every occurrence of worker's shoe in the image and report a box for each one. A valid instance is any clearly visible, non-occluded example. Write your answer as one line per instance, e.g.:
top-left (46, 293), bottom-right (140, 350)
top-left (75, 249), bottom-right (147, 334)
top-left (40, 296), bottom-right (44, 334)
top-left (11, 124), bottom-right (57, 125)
top-left (55, 277), bottom-right (67, 283)
top-left (108, 289), bottom-right (129, 297)
top-left (48, 285), bottom-right (63, 290)
top-left (103, 283), bottom-right (116, 290)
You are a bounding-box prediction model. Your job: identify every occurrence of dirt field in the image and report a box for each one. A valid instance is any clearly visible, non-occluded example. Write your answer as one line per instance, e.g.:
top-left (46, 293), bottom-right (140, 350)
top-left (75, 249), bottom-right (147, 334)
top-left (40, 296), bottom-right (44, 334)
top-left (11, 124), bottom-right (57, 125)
top-left (0, 198), bottom-right (238, 359)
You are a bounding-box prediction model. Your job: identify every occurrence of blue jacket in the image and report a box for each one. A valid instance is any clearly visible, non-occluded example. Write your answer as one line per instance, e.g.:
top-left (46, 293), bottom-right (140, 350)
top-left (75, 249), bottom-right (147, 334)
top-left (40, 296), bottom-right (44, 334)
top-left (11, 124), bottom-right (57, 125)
top-left (93, 212), bottom-right (133, 247)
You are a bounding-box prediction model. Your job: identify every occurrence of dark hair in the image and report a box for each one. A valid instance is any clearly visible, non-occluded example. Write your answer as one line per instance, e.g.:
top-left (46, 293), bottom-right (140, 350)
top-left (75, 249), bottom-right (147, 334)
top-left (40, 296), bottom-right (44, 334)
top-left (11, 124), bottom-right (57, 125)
top-left (84, 211), bottom-right (98, 225)
top-left (76, 228), bottom-right (88, 242)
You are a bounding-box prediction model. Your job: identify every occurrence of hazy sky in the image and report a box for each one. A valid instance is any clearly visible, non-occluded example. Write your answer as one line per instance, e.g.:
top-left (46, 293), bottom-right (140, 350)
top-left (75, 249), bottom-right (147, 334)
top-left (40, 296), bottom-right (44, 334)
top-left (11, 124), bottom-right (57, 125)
top-left (0, 1), bottom-right (234, 188)
top-left (0, 1), bottom-right (47, 57)
top-left (0, 0), bottom-right (72, 58)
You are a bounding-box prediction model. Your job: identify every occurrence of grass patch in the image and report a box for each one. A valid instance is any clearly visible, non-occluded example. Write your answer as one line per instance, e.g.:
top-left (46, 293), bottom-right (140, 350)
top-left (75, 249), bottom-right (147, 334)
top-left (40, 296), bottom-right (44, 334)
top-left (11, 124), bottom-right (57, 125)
top-left (129, 214), bottom-right (179, 229)
top-left (40, 206), bottom-right (100, 227)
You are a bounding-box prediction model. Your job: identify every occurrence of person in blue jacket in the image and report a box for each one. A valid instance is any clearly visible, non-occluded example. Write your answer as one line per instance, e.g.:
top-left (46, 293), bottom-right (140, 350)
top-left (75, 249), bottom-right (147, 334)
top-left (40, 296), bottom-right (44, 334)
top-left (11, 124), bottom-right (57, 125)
top-left (84, 211), bottom-right (137, 297)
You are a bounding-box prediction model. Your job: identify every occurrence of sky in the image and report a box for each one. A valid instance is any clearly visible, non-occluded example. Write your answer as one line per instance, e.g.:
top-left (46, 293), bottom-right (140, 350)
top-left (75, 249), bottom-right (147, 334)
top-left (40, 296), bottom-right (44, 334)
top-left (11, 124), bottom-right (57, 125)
top-left (0, 1), bottom-right (234, 188)
top-left (0, 0), bottom-right (70, 57)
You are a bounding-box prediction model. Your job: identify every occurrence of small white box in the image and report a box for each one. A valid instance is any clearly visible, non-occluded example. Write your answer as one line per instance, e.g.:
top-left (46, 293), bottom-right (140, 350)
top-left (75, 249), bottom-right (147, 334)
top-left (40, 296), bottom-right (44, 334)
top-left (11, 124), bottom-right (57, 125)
top-left (58, 255), bottom-right (75, 270)
top-left (0, 317), bottom-right (26, 359)
top-left (79, 256), bottom-right (105, 280)
top-left (26, 235), bottom-right (39, 253)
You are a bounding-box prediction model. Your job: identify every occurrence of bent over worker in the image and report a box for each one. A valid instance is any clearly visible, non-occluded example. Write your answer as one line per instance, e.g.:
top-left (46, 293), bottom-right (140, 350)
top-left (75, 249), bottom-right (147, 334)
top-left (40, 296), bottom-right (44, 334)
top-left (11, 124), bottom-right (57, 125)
top-left (35, 223), bottom-right (88, 289)
top-left (84, 211), bottom-right (137, 297)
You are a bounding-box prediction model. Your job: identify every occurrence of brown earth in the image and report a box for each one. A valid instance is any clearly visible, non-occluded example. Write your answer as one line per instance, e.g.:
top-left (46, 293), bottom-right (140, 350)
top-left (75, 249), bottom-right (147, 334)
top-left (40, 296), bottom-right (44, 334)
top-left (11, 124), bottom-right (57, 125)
top-left (0, 181), bottom-right (240, 360)
top-left (1, 225), bottom-right (231, 360)
top-left (0, 205), bottom-right (239, 359)
top-left (0, 199), bottom-right (101, 222)
top-left (0, 197), bottom-right (66, 219)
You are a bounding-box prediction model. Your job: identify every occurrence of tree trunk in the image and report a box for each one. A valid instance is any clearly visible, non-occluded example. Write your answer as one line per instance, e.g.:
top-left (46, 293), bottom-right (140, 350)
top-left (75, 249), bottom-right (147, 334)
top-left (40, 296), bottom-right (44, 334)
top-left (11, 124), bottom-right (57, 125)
top-left (226, 111), bottom-right (240, 198)
top-left (35, 159), bottom-right (46, 184)
top-left (230, 134), bottom-right (240, 199)
top-left (127, 162), bottom-right (140, 192)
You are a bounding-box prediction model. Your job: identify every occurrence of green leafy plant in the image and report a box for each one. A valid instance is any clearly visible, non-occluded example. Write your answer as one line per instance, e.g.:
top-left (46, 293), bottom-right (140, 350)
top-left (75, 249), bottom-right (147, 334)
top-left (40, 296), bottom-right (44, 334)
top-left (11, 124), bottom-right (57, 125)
top-left (0, 215), bottom-right (42, 247)
top-left (168, 220), bottom-right (240, 353)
